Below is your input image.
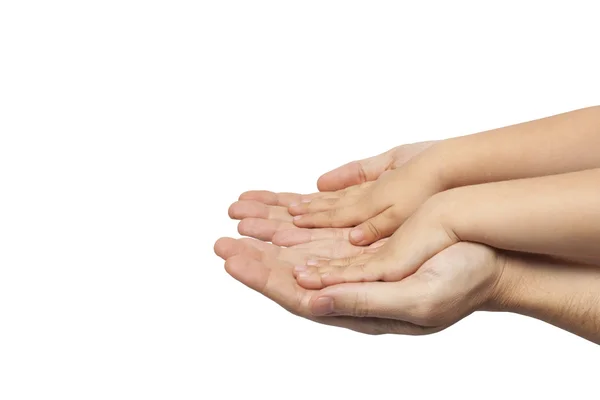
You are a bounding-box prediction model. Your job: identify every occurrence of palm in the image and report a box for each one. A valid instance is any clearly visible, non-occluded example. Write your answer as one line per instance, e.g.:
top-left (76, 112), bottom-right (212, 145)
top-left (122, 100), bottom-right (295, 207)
top-left (216, 237), bottom-right (503, 335)
top-left (214, 237), bottom-right (442, 335)
top-left (229, 191), bottom-right (385, 259)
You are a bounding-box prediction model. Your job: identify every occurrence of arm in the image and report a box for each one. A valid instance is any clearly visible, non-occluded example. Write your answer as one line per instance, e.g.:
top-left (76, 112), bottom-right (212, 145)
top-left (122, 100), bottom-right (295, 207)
top-left (292, 106), bottom-right (600, 245)
top-left (436, 105), bottom-right (600, 190)
top-left (215, 236), bottom-right (600, 343)
top-left (295, 168), bottom-right (600, 290)
top-left (445, 167), bottom-right (600, 263)
top-left (489, 252), bottom-right (600, 345)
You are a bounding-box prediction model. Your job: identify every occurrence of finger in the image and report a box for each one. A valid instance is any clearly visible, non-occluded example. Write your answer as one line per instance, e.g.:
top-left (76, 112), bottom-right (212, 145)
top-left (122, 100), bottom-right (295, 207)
top-left (224, 253), bottom-right (313, 316)
top-left (288, 197), bottom-right (340, 216)
top-left (304, 253), bottom-right (372, 268)
top-left (239, 237), bottom-right (281, 259)
top-left (349, 206), bottom-right (402, 245)
top-left (292, 206), bottom-right (370, 229)
top-left (238, 218), bottom-right (296, 241)
top-left (239, 190), bottom-right (329, 206)
top-left (321, 316), bottom-right (442, 336)
top-left (291, 239), bottom-right (365, 260)
top-left (228, 200), bottom-right (292, 222)
top-left (272, 227), bottom-right (351, 246)
top-left (214, 237), bottom-right (263, 261)
top-left (316, 151), bottom-right (394, 192)
top-left (308, 278), bottom-right (429, 323)
top-left (294, 254), bottom-right (375, 290)
top-left (240, 237), bottom-right (319, 265)
top-left (369, 238), bottom-right (388, 249)
top-left (295, 259), bottom-right (384, 289)
top-left (288, 183), bottom-right (373, 216)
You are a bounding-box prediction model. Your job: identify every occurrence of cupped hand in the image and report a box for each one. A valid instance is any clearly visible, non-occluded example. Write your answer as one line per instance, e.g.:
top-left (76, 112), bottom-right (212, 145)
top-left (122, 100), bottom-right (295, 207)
top-left (293, 192), bottom-right (458, 289)
top-left (301, 241), bottom-right (505, 331)
top-left (215, 237), bottom-right (506, 335)
top-left (230, 190), bottom-right (344, 243)
top-left (316, 140), bottom-right (437, 191)
top-left (229, 190), bottom-right (386, 260)
top-left (291, 149), bottom-right (445, 245)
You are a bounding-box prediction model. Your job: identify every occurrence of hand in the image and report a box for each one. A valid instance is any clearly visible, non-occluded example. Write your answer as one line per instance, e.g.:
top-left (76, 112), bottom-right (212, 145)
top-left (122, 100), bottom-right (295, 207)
top-left (214, 237), bottom-right (434, 335)
top-left (215, 237), bottom-right (506, 334)
top-left (293, 192), bottom-right (459, 289)
top-left (231, 140), bottom-right (437, 246)
top-left (229, 190), bottom-right (387, 260)
top-left (291, 149), bottom-right (445, 245)
top-left (295, 167), bottom-right (600, 289)
top-left (229, 190), bottom-right (350, 244)
top-left (316, 141), bottom-right (437, 191)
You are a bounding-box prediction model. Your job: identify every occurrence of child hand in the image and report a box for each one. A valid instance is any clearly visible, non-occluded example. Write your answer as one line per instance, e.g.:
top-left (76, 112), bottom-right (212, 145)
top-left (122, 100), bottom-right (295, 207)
top-left (293, 192), bottom-right (458, 289)
top-left (290, 150), bottom-right (445, 246)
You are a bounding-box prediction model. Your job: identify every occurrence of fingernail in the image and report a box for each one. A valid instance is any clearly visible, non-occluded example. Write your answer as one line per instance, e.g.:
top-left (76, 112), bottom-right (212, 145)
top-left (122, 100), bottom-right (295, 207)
top-left (297, 271), bottom-right (311, 279)
top-left (306, 259), bottom-right (318, 266)
top-left (293, 215), bottom-right (303, 221)
top-left (301, 199), bottom-right (311, 203)
top-left (311, 297), bottom-right (334, 316)
top-left (289, 202), bottom-right (299, 207)
top-left (350, 229), bottom-right (364, 243)
top-left (294, 265), bottom-right (307, 272)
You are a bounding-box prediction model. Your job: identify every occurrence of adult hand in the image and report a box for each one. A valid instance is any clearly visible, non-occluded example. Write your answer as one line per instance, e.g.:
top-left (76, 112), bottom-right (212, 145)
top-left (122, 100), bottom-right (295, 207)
top-left (229, 191), bottom-right (386, 260)
top-left (296, 168), bottom-right (600, 290)
top-left (230, 190), bottom-right (350, 244)
top-left (215, 237), bottom-right (507, 335)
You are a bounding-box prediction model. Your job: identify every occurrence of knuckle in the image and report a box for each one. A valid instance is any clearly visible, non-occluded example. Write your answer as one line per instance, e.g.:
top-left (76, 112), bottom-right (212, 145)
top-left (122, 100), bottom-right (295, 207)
top-left (342, 256), bottom-right (357, 266)
top-left (357, 163), bottom-right (368, 184)
top-left (364, 220), bottom-right (381, 240)
top-left (326, 208), bottom-right (338, 219)
top-left (350, 289), bottom-right (370, 317)
top-left (309, 198), bottom-right (334, 211)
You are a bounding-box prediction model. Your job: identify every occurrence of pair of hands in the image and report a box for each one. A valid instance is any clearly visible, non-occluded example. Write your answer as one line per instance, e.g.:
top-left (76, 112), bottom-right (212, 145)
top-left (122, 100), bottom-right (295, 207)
top-left (216, 142), bottom-right (507, 335)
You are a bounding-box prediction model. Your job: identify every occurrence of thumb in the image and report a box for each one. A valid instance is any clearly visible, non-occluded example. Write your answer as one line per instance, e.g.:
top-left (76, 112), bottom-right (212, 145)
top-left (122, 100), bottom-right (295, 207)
top-left (349, 207), bottom-right (402, 245)
top-left (316, 151), bottom-right (393, 192)
top-left (308, 277), bottom-right (428, 323)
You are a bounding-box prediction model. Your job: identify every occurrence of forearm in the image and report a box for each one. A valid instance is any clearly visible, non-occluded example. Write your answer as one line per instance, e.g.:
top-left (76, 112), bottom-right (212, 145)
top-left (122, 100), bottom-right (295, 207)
top-left (488, 252), bottom-right (600, 344)
top-left (428, 106), bottom-right (600, 190)
top-left (442, 168), bottom-right (600, 262)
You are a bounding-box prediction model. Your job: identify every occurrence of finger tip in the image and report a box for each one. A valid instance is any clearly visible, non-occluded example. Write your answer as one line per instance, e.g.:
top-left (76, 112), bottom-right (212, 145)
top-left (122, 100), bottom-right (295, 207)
top-left (292, 216), bottom-right (308, 227)
top-left (237, 218), bottom-right (260, 236)
top-left (214, 237), bottom-right (238, 259)
top-left (349, 228), bottom-right (365, 245)
top-left (238, 191), bottom-right (253, 200)
top-left (227, 202), bottom-right (240, 219)
top-left (296, 277), bottom-right (324, 291)
top-left (287, 206), bottom-right (299, 216)
top-left (271, 231), bottom-right (290, 246)
top-left (236, 219), bottom-right (248, 234)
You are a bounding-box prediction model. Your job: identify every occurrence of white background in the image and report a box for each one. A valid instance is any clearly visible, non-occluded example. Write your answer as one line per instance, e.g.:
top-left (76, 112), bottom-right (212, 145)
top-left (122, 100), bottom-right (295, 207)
top-left (1, 1), bottom-right (599, 399)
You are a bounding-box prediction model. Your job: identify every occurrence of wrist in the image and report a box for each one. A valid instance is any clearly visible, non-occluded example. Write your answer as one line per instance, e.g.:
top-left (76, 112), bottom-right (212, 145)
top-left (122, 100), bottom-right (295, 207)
top-left (483, 252), bottom-right (526, 312)
top-left (420, 139), bottom-right (462, 191)
top-left (409, 141), bottom-right (454, 193)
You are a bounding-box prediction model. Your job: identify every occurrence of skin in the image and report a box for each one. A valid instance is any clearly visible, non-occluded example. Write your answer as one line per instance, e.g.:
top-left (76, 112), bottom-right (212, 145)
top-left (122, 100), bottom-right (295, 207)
top-left (292, 106), bottom-right (600, 245)
top-left (229, 191), bottom-right (386, 259)
top-left (315, 140), bottom-right (437, 191)
top-left (295, 168), bottom-right (600, 290)
top-left (230, 140), bottom-right (437, 245)
top-left (214, 236), bottom-right (600, 343)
